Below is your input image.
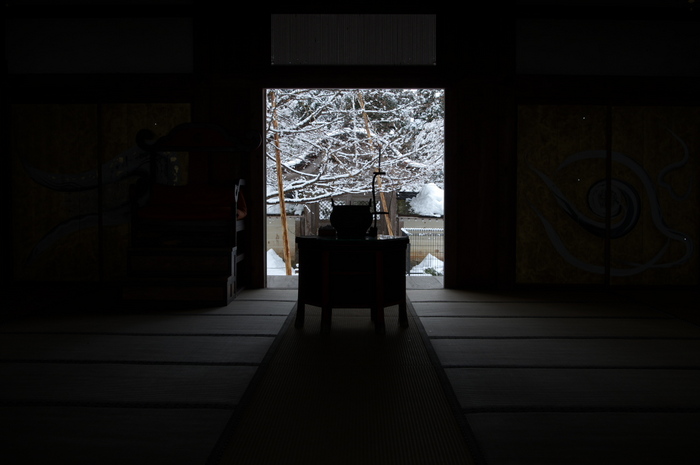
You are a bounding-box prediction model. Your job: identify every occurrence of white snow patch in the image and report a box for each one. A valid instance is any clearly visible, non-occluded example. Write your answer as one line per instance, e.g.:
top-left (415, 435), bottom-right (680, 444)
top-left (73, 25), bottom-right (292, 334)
top-left (267, 202), bottom-right (305, 215)
top-left (408, 183), bottom-right (444, 217)
top-left (267, 248), bottom-right (291, 275)
top-left (410, 253), bottom-right (444, 275)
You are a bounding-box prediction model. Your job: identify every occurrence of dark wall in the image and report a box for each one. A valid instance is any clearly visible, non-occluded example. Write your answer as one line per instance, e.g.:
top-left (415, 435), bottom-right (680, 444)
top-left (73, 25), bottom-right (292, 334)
top-left (4, 3), bottom-right (699, 291)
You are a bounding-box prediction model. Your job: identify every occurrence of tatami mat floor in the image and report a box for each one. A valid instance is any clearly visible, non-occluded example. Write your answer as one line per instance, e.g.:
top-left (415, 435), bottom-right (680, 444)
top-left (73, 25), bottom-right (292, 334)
top-left (410, 287), bottom-right (700, 465)
top-left (2, 280), bottom-right (698, 464)
top-left (1, 288), bottom-right (297, 465)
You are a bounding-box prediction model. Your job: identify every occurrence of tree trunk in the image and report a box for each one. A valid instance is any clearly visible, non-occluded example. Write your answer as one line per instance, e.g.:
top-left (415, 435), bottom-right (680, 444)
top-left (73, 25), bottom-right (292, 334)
top-left (270, 91), bottom-right (293, 275)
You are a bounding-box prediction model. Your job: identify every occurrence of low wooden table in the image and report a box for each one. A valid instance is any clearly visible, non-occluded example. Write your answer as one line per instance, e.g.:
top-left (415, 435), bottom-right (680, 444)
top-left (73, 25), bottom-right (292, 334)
top-left (295, 235), bottom-right (409, 334)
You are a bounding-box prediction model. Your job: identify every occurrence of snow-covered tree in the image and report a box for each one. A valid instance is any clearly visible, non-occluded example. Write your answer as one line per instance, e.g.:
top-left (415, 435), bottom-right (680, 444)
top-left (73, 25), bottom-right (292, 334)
top-left (266, 89), bottom-right (444, 214)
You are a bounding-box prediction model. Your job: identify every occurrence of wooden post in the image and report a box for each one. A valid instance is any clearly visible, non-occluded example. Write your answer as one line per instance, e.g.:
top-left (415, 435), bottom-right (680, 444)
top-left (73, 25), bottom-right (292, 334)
top-left (388, 190), bottom-right (398, 238)
top-left (305, 202), bottom-right (319, 236)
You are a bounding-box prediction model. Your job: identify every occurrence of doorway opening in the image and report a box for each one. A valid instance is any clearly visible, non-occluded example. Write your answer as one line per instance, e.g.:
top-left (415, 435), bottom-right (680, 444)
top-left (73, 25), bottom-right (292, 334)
top-left (264, 88), bottom-right (445, 288)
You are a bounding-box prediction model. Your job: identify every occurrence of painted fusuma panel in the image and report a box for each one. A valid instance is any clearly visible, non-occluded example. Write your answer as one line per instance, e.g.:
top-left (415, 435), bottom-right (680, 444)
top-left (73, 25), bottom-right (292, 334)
top-left (11, 104), bottom-right (191, 281)
top-left (517, 105), bottom-right (698, 285)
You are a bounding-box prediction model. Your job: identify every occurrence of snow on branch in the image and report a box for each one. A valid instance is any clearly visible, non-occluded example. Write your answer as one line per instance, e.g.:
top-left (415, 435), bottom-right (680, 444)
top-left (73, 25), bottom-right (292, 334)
top-left (266, 89), bottom-right (444, 208)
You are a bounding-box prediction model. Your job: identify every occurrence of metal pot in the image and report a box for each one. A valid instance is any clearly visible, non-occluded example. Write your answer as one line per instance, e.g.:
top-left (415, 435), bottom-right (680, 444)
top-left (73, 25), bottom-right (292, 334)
top-left (330, 204), bottom-right (372, 239)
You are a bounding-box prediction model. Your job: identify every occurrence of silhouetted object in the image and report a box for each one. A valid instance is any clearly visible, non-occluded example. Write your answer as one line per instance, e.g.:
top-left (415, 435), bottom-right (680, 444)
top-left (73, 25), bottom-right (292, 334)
top-left (295, 235), bottom-right (409, 334)
top-left (329, 200), bottom-right (373, 239)
top-left (123, 123), bottom-right (261, 305)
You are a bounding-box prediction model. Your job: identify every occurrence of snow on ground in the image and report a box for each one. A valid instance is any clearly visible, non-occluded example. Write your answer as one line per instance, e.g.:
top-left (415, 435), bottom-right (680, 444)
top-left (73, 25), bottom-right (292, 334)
top-left (408, 183), bottom-right (443, 217)
top-left (267, 248), bottom-right (296, 275)
top-left (409, 253), bottom-right (444, 276)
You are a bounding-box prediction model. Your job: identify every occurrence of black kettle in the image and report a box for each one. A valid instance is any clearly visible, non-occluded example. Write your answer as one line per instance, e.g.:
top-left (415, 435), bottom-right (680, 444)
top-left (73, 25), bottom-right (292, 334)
top-left (329, 200), bottom-right (373, 239)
